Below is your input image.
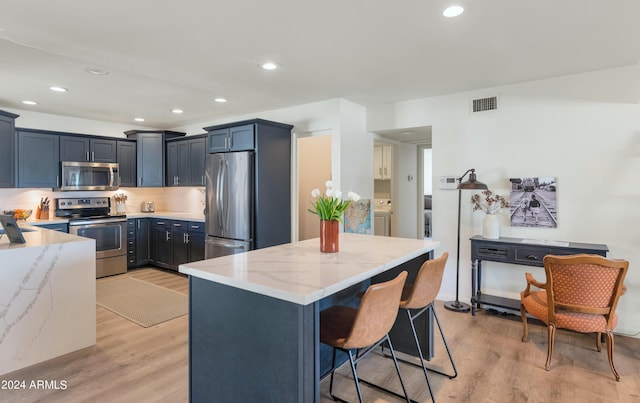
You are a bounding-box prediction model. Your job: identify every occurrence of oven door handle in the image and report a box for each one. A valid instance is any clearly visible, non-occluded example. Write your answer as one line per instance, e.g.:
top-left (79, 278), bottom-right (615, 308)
top-left (69, 218), bottom-right (127, 226)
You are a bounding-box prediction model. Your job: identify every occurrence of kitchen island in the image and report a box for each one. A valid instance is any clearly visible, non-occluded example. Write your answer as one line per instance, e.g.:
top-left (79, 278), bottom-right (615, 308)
top-left (179, 233), bottom-right (439, 402)
top-left (0, 225), bottom-right (96, 376)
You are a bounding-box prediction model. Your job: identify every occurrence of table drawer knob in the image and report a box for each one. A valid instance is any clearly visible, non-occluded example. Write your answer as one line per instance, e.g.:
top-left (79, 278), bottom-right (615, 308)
top-left (526, 255), bottom-right (538, 260)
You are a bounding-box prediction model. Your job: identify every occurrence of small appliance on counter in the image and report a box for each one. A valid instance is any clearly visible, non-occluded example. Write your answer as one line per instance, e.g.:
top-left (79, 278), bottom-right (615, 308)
top-left (141, 201), bottom-right (155, 212)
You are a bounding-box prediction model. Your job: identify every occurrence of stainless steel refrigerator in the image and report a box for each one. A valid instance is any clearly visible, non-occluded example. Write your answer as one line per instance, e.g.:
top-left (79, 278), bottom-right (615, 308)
top-left (204, 151), bottom-right (253, 259)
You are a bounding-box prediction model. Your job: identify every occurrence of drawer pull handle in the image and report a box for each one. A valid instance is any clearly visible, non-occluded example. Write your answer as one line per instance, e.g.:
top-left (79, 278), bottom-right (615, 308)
top-left (526, 255), bottom-right (538, 260)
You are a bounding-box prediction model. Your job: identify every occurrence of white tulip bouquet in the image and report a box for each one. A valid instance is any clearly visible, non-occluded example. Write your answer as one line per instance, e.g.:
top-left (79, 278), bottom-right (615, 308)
top-left (308, 180), bottom-right (361, 222)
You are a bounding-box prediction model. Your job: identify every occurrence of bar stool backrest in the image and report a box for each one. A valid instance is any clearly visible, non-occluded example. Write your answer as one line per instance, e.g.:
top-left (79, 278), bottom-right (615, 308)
top-left (342, 271), bottom-right (408, 349)
top-left (401, 252), bottom-right (449, 310)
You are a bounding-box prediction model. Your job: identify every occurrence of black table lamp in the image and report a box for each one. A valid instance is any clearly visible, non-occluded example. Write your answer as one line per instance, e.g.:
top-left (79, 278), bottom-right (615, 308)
top-left (444, 168), bottom-right (487, 313)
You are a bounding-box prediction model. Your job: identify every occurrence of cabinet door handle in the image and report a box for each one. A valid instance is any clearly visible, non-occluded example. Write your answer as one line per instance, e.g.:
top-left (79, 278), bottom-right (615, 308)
top-left (166, 231), bottom-right (170, 241)
top-left (384, 167), bottom-right (387, 176)
top-left (56, 175), bottom-right (60, 187)
top-left (526, 255), bottom-right (538, 260)
top-left (157, 221), bottom-right (165, 225)
top-left (229, 136), bottom-right (233, 149)
top-left (137, 220), bottom-right (140, 229)
top-left (224, 137), bottom-right (228, 149)
top-left (173, 223), bottom-right (181, 227)
top-left (91, 151), bottom-right (95, 161)
top-left (86, 151), bottom-right (90, 161)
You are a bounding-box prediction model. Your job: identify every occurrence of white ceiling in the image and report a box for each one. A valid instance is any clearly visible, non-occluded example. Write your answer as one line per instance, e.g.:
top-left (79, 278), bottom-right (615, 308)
top-left (1, 1), bottom-right (640, 130)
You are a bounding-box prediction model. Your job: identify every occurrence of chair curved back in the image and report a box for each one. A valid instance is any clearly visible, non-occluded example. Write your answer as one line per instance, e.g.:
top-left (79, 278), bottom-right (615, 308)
top-left (342, 271), bottom-right (407, 349)
top-left (401, 253), bottom-right (449, 310)
top-left (544, 254), bottom-right (628, 329)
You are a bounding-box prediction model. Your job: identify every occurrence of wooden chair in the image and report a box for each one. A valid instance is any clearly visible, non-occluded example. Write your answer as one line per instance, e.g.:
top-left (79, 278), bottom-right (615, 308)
top-left (320, 271), bottom-right (410, 403)
top-left (520, 254), bottom-right (629, 381)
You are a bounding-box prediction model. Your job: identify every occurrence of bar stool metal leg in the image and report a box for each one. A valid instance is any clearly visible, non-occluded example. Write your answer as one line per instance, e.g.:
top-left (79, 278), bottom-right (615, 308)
top-left (327, 335), bottom-right (413, 403)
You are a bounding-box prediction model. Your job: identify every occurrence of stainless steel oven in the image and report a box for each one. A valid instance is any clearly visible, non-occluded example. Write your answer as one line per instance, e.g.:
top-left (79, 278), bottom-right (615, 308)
top-left (56, 197), bottom-right (127, 278)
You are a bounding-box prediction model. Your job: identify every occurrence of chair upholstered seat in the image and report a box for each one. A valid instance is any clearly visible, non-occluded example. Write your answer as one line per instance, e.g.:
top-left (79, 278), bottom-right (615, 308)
top-left (521, 290), bottom-right (618, 333)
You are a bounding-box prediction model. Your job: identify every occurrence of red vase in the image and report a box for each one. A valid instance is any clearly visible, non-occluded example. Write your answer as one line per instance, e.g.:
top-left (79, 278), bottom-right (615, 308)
top-left (320, 220), bottom-right (339, 253)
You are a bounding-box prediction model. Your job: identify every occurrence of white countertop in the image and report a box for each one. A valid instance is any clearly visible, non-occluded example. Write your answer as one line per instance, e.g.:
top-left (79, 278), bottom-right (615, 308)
top-left (0, 224), bottom-right (87, 251)
top-left (21, 211), bottom-right (205, 224)
top-left (179, 233), bottom-right (440, 305)
top-left (126, 211), bottom-right (205, 222)
top-left (22, 217), bottom-right (70, 226)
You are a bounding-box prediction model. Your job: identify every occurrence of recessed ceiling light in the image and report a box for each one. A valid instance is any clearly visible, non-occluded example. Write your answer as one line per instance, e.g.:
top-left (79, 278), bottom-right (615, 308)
top-left (171, 109), bottom-right (184, 114)
top-left (134, 117), bottom-right (145, 122)
top-left (261, 62), bottom-right (279, 70)
top-left (213, 98), bottom-right (227, 103)
top-left (85, 67), bottom-right (110, 75)
top-left (22, 100), bottom-right (38, 105)
top-left (443, 5), bottom-right (464, 17)
top-left (49, 86), bottom-right (68, 92)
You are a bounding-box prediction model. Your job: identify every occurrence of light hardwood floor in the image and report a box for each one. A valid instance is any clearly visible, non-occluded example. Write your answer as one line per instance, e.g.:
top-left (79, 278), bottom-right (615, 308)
top-left (1, 268), bottom-right (639, 402)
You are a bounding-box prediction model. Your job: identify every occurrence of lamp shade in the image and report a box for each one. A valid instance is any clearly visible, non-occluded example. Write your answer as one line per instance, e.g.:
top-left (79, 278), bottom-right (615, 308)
top-left (458, 171), bottom-right (487, 190)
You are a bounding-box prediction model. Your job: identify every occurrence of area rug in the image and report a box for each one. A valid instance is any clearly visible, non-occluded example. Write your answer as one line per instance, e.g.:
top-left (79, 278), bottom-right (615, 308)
top-left (96, 277), bottom-right (188, 327)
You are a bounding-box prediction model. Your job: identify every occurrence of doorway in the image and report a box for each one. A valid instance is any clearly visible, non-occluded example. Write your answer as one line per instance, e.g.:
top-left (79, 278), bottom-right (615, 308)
top-left (297, 135), bottom-right (332, 241)
top-left (419, 146), bottom-right (433, 239)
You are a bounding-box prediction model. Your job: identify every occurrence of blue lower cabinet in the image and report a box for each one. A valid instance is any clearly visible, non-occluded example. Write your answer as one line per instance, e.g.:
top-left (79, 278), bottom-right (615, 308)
top-left (37, 223), bottom-right (68, 233)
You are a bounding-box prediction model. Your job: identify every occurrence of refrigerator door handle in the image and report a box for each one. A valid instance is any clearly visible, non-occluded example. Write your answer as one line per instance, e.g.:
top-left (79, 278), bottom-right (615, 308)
top-left (223, 159), bottom-right (230, 233)
top-left (216, 157), bottom-right (224, 232)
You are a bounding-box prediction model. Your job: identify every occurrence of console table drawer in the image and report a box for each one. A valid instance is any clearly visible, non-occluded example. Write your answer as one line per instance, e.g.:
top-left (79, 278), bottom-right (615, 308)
top-left (514, 248), bottom-right (547, 265)
top-left (473, 245), bottom-right (510, 261)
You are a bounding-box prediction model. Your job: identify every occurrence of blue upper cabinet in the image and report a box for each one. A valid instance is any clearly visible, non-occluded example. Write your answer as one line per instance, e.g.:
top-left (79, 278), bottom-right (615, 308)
top-left (17, 130), bottom-right (61, 188)
top-left (125, 130), bottom-right (185, 187)
top-left (167, 135), bottom-right (206, 186)
top-left (60, 135), bottom-right (117, 162)
top-left (117, 140), bottom-right (137, 187)
top-left (206, 124), bottom-right (255, 153)
top-left (0, 110), bottom-right (19, 188)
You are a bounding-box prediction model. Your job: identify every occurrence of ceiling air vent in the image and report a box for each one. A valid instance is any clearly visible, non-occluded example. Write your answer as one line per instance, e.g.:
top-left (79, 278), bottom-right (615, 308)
top-left (471, 96), bottom-right (498, 113)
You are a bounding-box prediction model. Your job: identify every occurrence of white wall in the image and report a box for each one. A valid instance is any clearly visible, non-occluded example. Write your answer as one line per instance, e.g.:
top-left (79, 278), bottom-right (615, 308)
top-left (392, 142), bottom-right (419, 238)
top-left (368, 65), bottom-right (640, 337)
top-left (3, 107), bottom-right (149, 137)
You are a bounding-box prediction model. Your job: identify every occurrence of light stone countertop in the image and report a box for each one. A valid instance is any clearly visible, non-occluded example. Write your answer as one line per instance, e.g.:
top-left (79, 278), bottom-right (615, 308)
top-left (0, 224), bottom-right (87, 251)
top-left (125, 211), bottom-right (205, 222)
top-left (179, 233), bottom-right (440, 305)
top-left (22, 211), bottom-right (206, 224)
top-left (22, 217), bottom-right (70, 226)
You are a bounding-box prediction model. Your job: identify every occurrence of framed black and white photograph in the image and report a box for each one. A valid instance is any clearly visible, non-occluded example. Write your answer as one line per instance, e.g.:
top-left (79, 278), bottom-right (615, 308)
top-left (509, 177), bottom-right (557, 228)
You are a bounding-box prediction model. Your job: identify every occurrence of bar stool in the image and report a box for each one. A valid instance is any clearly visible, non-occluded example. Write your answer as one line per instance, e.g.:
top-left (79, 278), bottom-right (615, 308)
top-left (320, 271), bottom-right (410, 403)
top-left (385, 252), bottom-right (457, 402)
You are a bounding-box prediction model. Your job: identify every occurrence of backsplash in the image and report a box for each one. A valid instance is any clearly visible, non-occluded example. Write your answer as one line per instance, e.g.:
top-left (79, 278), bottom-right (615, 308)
top-left (0, 187), bottom-right (205, 217)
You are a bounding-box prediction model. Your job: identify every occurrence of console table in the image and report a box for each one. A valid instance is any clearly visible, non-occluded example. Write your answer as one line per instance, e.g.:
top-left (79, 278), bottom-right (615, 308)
top-left (470, 236), bottom-right (608, 316)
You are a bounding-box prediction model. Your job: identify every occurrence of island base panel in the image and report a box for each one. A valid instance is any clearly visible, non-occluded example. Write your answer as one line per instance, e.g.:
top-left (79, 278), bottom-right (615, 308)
top-left (372, 253), bottom-right (434, 359)
top-left (189, 277), bottom-right (317, 403)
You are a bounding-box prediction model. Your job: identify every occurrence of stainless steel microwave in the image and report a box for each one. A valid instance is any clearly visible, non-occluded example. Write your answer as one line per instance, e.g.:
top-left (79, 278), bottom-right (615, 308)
top-left (59, 161), bottom-right (120, 191)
